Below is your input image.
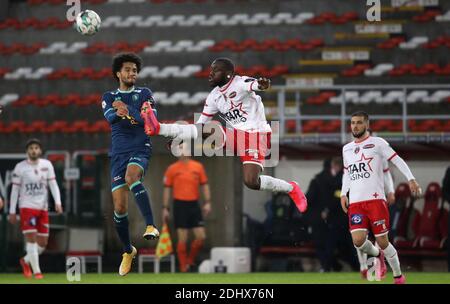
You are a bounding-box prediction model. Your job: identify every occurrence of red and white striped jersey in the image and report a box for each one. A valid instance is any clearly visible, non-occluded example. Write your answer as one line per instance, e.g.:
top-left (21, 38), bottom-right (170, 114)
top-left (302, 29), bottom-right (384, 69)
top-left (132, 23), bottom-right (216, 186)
top-left (196, 75), bottom-right (272, 133)
top-left (11, 159), bottom-right (57, 210)
top-left (342, 136), bottom-right (397, 204)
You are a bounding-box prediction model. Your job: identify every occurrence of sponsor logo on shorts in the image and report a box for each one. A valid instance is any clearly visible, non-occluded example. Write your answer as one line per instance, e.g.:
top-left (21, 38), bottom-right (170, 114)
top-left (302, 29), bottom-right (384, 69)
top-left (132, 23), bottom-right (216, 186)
top-left (29, 217), bottom-right (37, 227)
top-left (363, 144), bottom-right (375, 149)
top-left (113, 175), bottom-right (122, 182)
top-left (351, 214), bottom-right (363, 225)
top-left (373, 219), bottom-right (386, 230)
top-left (40, 168), bottom-right (48, 171)
top-left (130, 157), bottom-right (142, 162)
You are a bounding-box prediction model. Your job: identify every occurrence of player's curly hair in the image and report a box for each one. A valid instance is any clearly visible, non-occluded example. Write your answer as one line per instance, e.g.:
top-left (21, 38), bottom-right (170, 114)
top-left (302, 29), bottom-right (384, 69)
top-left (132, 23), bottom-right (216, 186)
top-left (112, 52), bottom-right (142, 81)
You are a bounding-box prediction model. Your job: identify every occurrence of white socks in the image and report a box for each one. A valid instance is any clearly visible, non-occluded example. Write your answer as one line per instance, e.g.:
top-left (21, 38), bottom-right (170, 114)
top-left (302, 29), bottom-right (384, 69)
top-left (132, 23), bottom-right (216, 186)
top-left (383, 243), bottom-right (402, 277)
top-left (259, 175), bottom-right (293, 193)
top-left (357, 239), bottom-right (380, 257)
top-left (25, 242), bottom-right (41, 274)
top-left (356, 247), bottom-right (368, 271)
top-left (159, 124), bottom-right (198, 140)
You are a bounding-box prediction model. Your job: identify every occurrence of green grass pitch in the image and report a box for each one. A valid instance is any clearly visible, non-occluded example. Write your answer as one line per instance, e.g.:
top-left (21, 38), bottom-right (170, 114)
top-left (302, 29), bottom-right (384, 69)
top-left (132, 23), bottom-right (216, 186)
top-left (1, 272), bottom-right (449, 284)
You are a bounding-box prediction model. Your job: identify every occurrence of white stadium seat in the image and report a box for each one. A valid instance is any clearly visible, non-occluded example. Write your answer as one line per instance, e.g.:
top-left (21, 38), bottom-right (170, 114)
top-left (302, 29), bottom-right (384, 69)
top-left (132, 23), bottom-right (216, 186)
top-left (264, 13), bottom-right (292, 25)
top-left (406, 90), bottom-right (428, 103)
top-left (287, 12), bottom-right (315, 24)
top-left (180, 15), bottom-right (208, 26)
top-left (137, 15), bottom-right (165, 27)
top-left (381, 91), bottom-right (405, 104)
top-left (399, 36), bottom-right (428, 49)
top-left (364, 63), bottom-right (394, 76)
top-left (0, 93), bottom-right (19, 106)
top-left (201, 14), bottom-right (228, 26)
top-left (436, 11), bottom-right (450, 22)
top-left (241, 13), bottom-right (271, 25)
top-left (98, 12), bottom-right (316, 28)
top-left (177, 65), bottom-right (202, 77)
top-left (186, 40), bottom-right (215, 52)
top-left (221, 14), bottom-right (249, 26)
top-left (153, 92), bottom-right (169, 105)
top-left (424, 90), bottom-right (450, 103)
top-left (159, 15), bottom-right (186, 27)
top-left (138, 66), bottom-right (160, 78)
top-left (167, 92), bottom-right (190, 105)
top-left (359, 91), bottom-right (382, 104)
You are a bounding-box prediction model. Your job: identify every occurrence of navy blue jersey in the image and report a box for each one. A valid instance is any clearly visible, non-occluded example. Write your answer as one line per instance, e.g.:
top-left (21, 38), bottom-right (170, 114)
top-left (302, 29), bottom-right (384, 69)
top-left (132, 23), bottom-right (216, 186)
top-left (102, 87), bottom-right (155, 155)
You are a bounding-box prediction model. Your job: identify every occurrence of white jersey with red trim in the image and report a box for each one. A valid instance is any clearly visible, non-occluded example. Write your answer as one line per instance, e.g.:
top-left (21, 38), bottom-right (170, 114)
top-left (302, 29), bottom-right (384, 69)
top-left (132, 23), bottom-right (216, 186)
top-left (342, 136), bottom-right (397, 204)
top-left (11, 159), bottom-right (57, 210)
top-left (196, 75), bottom-right (272, 133)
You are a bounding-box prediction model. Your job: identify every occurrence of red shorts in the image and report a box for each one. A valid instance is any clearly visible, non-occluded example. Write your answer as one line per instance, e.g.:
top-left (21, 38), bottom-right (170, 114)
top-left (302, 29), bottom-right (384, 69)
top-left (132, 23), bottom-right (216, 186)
top-left (223, 128), bottom-right (271, 169)
top-left (20, 208), bottom-right (49, 236)
top-left (348, 199), bottom-right (390, 237)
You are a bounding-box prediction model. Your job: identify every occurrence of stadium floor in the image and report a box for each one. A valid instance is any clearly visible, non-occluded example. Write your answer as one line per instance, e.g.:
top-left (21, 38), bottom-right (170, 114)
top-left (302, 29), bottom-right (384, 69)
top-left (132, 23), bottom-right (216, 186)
top-left (1, 272), bottom-right (449, 284)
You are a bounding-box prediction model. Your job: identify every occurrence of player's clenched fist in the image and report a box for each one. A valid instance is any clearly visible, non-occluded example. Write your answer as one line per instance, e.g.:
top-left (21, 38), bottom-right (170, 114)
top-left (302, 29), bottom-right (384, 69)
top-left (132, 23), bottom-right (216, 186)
top-left (113, 100), bottom-right (129, 117)
top-left (408, 179), bottom-right (422, 198)
top-left (257, 77), bottom-right (271, 90)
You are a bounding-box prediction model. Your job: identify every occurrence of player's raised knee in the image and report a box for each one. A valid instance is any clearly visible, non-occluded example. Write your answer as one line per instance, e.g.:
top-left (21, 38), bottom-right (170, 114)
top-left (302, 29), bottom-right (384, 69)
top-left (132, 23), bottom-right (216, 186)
top-left (125, 174), bottom-right (140, 187)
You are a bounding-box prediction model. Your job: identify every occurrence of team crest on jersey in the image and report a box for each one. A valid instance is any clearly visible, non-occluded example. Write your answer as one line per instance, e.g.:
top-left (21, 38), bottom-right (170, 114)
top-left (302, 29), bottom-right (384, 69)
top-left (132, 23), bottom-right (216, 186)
top-left (132, 94), bottom-right (139, 102)
top-left (351, 214), bottom-right (363, 225)
top-left (363, 144), bottom-right (375, 149)
top-left (354, 147), bottom-right (360, 154)
top-left (229, 91), bottom-right (237, 99)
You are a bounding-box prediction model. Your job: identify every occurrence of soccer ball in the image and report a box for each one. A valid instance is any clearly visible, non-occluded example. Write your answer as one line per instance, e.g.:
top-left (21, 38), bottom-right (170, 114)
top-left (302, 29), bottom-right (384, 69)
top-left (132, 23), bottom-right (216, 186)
top-left (75, 10), bottom-right (101, 36)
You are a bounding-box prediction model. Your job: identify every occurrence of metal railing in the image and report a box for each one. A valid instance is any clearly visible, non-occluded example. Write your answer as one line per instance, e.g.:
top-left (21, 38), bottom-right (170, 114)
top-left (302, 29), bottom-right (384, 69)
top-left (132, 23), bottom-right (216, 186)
top-left (271, 84), bottom-right (450, 144)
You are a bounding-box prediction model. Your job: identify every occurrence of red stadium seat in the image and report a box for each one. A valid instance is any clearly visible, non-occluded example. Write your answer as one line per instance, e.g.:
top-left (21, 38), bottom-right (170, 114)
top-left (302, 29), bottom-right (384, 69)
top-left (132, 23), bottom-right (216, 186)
top-left (66, 120), bottom-right (90, 133)
top-left (3, 121), bottom-right (26, 133)
top-left (46, 121), bottom-right (70, 133)
top-left (87, 121), bottom-right (110, 133)
top-left (392, 183), bottom-right (414, 245)
top-left (23, 120), bottom-right (47, 133)
top-left (417, 183), bottom-right (443, 249)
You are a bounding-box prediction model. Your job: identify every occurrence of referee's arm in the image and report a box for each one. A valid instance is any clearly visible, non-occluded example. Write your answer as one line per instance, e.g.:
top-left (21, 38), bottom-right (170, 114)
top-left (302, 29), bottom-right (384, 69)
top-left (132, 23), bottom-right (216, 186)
top-left (201, 184), bottom-right (211, 216)
top-left (162, 186), bottom-right (171, 222)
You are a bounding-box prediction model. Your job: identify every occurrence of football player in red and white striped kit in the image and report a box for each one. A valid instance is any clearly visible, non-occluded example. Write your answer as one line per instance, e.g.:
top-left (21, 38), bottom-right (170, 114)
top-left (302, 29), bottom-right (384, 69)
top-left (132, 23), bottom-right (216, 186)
top-left (140, 58), bottom-right (307, 213)
top-left (341, 112), bottom-right (422, 284)
top-left (8, 139), bottom-right (63, 279)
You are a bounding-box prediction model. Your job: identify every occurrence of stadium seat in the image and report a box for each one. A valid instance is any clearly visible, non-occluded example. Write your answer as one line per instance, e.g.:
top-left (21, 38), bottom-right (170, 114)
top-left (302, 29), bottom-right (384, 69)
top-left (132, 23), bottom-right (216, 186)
top-left (417, 183), bottom-right (444, 249)
top-left (392, 183), bottom-right (415, 246)
top-left (66, 228), bottom-right (103, 274)
top-left (138, 248), bottom-right (175, 273)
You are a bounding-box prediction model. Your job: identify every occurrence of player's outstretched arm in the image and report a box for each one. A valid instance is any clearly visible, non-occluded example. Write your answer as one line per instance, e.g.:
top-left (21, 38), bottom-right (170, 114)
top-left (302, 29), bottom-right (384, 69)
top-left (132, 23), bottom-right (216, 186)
top-left (389, 156), bottom-right (422, 197)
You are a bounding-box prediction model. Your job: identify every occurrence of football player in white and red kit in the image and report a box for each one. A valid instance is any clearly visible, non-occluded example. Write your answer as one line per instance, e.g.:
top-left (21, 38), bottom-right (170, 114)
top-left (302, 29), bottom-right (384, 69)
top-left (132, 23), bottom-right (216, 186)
top-left (340, 112), bottom-right (421, 284)
top-left (356, 128), bottom-right (396, 280)
top-left (8, 139), bottom-right (63, 279)
top-left (140, 58), bottom-right (307, 213)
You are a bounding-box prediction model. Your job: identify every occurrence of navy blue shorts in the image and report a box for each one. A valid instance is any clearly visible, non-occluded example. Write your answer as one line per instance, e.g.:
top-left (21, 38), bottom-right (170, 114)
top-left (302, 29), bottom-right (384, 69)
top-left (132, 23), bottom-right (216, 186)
top-left (110, 149), bottom-right (151, 192)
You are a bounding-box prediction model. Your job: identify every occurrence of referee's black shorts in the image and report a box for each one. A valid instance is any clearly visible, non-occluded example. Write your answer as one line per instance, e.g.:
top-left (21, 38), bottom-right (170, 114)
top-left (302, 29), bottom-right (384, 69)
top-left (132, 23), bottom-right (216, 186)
top-left (173, 200), bottom-right (204, 229)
